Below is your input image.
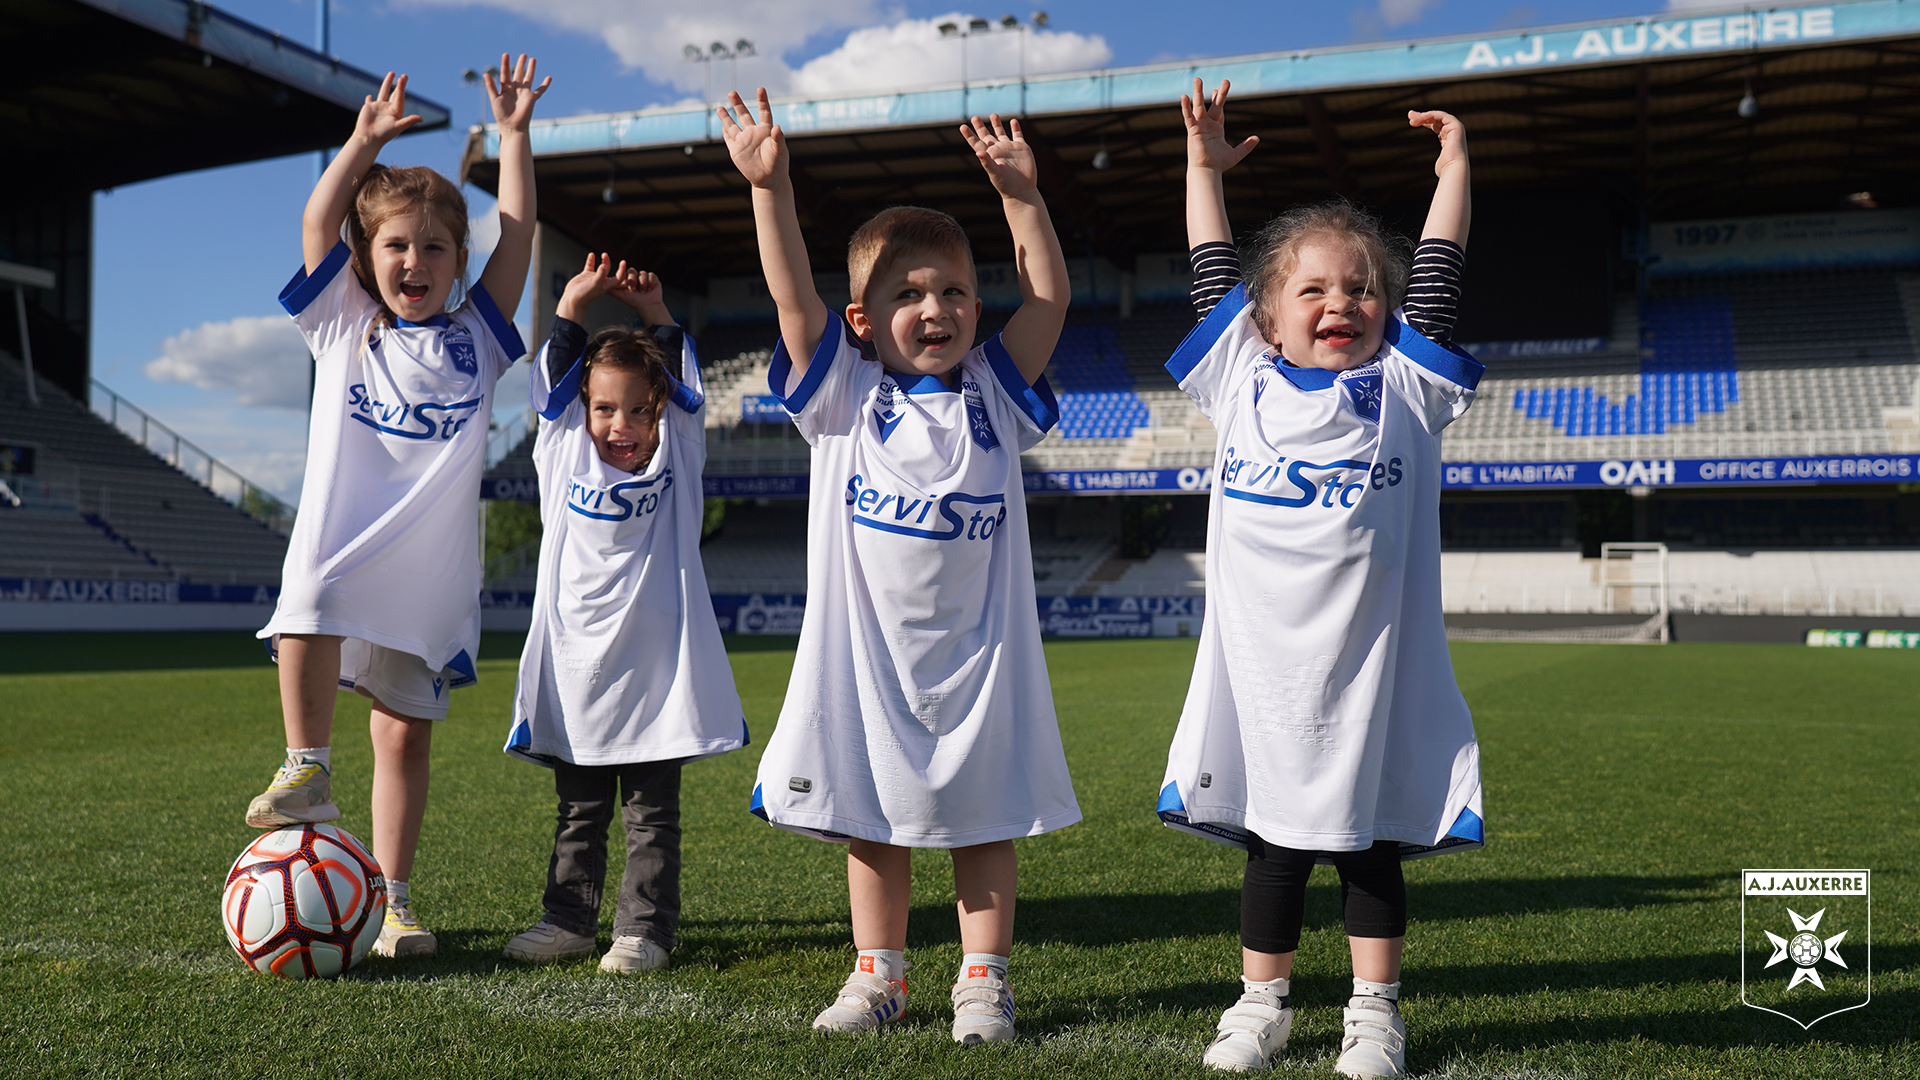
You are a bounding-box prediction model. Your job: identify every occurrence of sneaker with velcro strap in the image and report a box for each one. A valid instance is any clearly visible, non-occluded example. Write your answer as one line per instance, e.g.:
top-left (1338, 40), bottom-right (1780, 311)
top-left (1201, 987), bottom-right (1294, 1072)
top-left (1335, 996), bottom-right (1407, 1078)
top-left (373, 901), bottom-right (437, 958)
top-left (950, 973), bottom-right (1016, 1044)
top-left (811, 968), bottom-right (908, 1033)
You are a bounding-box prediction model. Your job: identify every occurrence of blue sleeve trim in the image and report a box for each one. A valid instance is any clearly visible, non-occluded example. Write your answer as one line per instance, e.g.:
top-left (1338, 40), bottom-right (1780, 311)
top-left (768, 320), bottom-right (841, 413)
top-left (1384, 313), bottom-right (1484, 391)
top-left (667, 373), bottom-right (704, 414)
top-left (467, 282), bottom-right (527, 359)
top-left (982, 333), bottom-right (1059, 433)
top-left (278, 242), bottom-right (352, 317)
top-left (657, 325), bottom-right (691, 382)
top-left (1167, 282), bottom-right (1251, 385)
top-left (536, 350), bottom-right (585, 421)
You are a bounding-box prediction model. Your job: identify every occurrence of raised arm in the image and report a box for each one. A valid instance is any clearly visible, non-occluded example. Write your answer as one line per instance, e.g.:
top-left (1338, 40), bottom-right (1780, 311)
top-left (960, 114), bottom-right (1067, 385)
top-left (303, 72), bottom-right (421, 273)
top-left (1183, 78), bottom-right (1259, 251)
top-left (721, 89), bottom-right (830, 370)
top-left (1409, 110), bottom-right (1470, 248)
top-left (611, 269), bottom-right (678, 328)
top-left (478, 54), bottom-right (552, 318)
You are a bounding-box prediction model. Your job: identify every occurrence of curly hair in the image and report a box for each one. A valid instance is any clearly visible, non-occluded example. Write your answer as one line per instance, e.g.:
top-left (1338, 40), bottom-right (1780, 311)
top-left (1241, 200), bottom-right (1412, 343)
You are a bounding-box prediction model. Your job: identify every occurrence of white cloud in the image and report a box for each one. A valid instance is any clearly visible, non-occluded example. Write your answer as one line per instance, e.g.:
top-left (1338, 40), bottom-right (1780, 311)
top-left (143, 316), bottom-right (313, 411)
top-left (1378, 0), bottom-right (1441, 29)
top-left (394, 0), bottom-right (882, 96)
top-left (791, 14), bottom-right (1112, 96)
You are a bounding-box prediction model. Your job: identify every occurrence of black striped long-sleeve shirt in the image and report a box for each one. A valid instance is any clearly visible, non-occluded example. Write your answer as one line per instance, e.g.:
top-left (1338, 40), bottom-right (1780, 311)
top-left (1188, 238), bottom-right (1465, 345)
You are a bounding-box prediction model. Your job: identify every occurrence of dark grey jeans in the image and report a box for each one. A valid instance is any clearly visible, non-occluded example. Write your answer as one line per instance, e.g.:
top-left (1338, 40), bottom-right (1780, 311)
top-left (543, 758), bottom-right (683, 949)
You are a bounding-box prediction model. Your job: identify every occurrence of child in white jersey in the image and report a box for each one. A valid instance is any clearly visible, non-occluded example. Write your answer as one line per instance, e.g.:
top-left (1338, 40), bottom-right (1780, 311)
top-left (246, 58), bottom-right (549, 959)
top-left (720, 88), bottom-right (1080, 1044)
top-left (498, 256), bottom-right (747, 972)
top-left (1155, 80), bottom-right (1483, 1078)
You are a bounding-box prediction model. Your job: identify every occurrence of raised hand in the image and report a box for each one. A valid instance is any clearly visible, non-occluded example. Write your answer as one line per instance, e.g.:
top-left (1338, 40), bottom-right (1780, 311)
top-left (720, 89), bottom-right (787, 188)
top-left (612, 269), bottom-right (664, 308)
top-left (488, 53), bottom-right (551, 134)
top-left (558, 253), bottom-right (626, 321)
top-left (1183, 78), bottom-right (1258, 173)
top-left (1408, 109), bottom-right (1468, 177)
top-left (354, 72), bottom-right (424, 146)
top-left (960, 114), bottom-right (1038, 200)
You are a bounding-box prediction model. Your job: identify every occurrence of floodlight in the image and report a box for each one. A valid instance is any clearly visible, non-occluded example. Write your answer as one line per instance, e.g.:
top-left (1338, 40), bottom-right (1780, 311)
top-left (1001, 14), bottom-right (1018, 28)
top-left (736, 39), bottom-right (756, 56)
top-left (969, 17), bottom-right (991, 32)
top-left (711, 42), bottom-right (728, 57)
top-left (1737, 80), bottom-right (1758, 119)
top-left (683, 44), bottom-right (702, 61)
top-left (1033, 11), bottom-right (1049, 27)
top-left (939, 22), bottom-right (959, 36)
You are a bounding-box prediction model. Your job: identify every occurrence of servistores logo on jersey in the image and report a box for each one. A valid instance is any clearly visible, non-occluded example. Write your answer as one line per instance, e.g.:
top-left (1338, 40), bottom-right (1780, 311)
top-left (568, 471), bottom-right (673, 521)
top-left (347, 384), bottom-right (483, 441)
top-left (1220, 446), bottom-right (1404, 509)
top-left (845, 474), bottom-right (1006, 540)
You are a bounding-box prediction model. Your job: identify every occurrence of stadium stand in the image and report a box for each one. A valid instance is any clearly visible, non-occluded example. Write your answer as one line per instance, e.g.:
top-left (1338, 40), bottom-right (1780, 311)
top-left (0, 352), bottom-right (288, 584)
top-left (1441, 548), bottom-right (1920, 617)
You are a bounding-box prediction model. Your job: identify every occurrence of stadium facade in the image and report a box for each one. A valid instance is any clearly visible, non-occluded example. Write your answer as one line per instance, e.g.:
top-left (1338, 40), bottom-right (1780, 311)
top-left (467, 1), bottom-right (1920, 642)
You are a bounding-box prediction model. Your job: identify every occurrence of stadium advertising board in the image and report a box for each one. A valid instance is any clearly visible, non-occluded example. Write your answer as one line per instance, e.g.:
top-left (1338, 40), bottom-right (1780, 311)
top-left (1444, 455), bottom-right (1920, 490)
top-left (0, 579), bottom-right (276, 604)
top-left (1650, 209), bottom-right (1920, 276)
top-left (705, 593), bottom-right (1204, 637)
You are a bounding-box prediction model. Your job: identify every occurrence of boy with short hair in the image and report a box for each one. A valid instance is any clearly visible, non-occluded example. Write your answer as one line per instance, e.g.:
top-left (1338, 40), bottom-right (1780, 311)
top-left (719, 88), bottom-right (1081, 1044)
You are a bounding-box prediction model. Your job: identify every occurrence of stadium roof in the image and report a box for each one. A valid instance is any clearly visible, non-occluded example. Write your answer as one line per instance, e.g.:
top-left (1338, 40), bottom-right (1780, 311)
top-left (464, 1), bottom-right (1920, 287)
top-left (2, 0), bottom-right (452, 200)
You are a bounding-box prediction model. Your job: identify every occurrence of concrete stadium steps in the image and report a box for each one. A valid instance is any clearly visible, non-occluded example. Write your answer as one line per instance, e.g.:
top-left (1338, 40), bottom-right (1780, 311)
top-left (0, 352), bottom-right (288, 584)
top-left (0, 507), bottom-right (174, 581)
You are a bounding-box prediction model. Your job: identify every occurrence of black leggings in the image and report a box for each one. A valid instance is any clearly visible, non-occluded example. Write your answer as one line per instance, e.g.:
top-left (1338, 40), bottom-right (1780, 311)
top-left (1240, 835), bottom-right (1407, 954)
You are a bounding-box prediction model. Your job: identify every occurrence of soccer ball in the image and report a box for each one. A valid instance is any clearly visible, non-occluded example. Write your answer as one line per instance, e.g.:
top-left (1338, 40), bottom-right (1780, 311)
top-left (222, 824), bottom-right (386, 979)
top-left (1789, 931), bottom-right (1824, 967)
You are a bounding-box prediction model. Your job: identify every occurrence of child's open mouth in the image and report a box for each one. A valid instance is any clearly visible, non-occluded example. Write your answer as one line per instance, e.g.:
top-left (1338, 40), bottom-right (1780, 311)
top-left (1317, 324), bottom-right (1360, 348)
top-left (607, 441), bottom-right (636, 459)
top-left (399, 282), bottom-right (430, 302)
top-left (917, 331), bottom-right (952, 348)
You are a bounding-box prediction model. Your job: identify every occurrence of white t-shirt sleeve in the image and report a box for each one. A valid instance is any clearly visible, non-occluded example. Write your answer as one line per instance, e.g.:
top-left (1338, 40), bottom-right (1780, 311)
top-left (1165, 283), bottom-right (1268, 421)
top-left (975, 332), bottom-right (1059, 452)
top-left (1380, 311), bottom-right (1485, 434)
top-left (465, 282), bottom-right (528, 379)
top-left (531, 334), bottom-right (586, 424)
top-left (278, 241), bottom-right (376, 358)
top-left (767, 318), bottom-right (870, 444)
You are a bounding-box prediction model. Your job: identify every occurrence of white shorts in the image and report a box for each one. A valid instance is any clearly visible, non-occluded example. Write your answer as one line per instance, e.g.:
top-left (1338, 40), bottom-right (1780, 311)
top-left (339, 638), bottom-right (455, 721)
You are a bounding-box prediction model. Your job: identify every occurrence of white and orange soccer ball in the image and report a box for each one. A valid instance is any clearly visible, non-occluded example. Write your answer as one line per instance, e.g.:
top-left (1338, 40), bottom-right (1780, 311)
top-left (222, 824), bottom-right (386, 979)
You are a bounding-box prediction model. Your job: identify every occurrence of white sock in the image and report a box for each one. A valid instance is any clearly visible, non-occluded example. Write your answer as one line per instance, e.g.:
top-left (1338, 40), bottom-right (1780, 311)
top-left (960, 952), bottom-right (1009, 982)
top-left (388, 879), bottom-right (410, 909)
top-left (1243, 975), bottom-right (1291, 1006)
top-left (856, 948), bottom-right (905, 983)
top-left (287, 745), bottom-right (330, 771)
top-left (1352, 977), bottom-right (1400, 1008)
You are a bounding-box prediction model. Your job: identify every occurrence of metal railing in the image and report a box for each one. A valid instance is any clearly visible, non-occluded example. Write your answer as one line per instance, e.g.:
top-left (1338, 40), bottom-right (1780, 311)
top-left (88, 380), bottom-right (294, 533)
top-left (487, 407), bottom-right (535, 469)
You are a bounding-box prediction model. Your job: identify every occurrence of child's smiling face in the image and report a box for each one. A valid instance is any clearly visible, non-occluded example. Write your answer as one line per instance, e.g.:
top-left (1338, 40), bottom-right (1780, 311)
top-left (850, 249), bottom-right (982, 381)
top-left (1265, 238), bottom-right (1386, 372)
top-left (586, 365), bottom-right (662, 473)
top-left (370, 207), bottom-right (466, 323)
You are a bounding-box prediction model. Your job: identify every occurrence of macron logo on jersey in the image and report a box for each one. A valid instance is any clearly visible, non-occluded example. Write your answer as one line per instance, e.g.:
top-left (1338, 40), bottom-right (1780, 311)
top-left (1220, 445), bottom-right (1404, 509)
top-left (845, 473), bottom-right (1007, 540)
top-left (347, 385), bottom-right (482, 441)
top-left (567, 470), bottom-right (673, 521)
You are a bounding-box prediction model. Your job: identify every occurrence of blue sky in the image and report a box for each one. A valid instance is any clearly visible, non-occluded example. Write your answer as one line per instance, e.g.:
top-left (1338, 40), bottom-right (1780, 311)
top-left (94, 0), bottom-right (1667, 500)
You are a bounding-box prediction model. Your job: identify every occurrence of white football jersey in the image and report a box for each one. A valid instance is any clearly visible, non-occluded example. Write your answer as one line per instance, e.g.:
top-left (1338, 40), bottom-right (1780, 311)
top-left (1157, 283), bottom-right (1485, 858)
top-left (505, 329), bottom-right (748, 766)
top-left (261, 242), bottom-right (522, 687)
top-left (751, 321), bottom-right (1082, 847)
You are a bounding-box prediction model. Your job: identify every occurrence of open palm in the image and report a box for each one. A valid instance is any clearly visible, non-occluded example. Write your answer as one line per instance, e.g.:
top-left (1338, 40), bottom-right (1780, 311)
top-left (720, 89), bottom-right (786, 188)
top-left (1183, 78), bottom-right (1258, 172)
top-left (961, 114), bottom-right (1038, 199)
top-left (355, 72), bottom-right (422, 145)
top-left (488, 53), bottom-right (551, 133)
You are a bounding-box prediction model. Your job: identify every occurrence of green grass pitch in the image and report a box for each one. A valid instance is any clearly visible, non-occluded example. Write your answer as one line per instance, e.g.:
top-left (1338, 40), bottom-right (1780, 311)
top-left (1, 633), bottom-right (1914, 1078)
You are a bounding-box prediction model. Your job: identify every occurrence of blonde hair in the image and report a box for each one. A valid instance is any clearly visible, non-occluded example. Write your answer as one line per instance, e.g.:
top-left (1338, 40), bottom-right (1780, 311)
top-left (1242, 201), bottom-right (1411, 343)
top-left (847, 206), bottom-right (974, 303)
top-left (347, 164), bottom-right (470, 324)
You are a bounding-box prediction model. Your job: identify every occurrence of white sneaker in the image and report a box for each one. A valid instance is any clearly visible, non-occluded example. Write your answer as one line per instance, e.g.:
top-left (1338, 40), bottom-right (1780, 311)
top-left (502, 920), bottom-right (596, 963)
top-left (1202, 988), bottom-right (1294, 1072)
top-left (1335, 997), bottom-right (1407, 1078)
top-left (951, 974), bottom-right (1016, 1044)
top-left (373, 902), bottom-right (437, 958)
top-left (599, 935), bottom-right (669, 973)
top-left (812, 969), bottom-right (908, 1033)
top-left (245, 758), bottom-right (339, 828)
